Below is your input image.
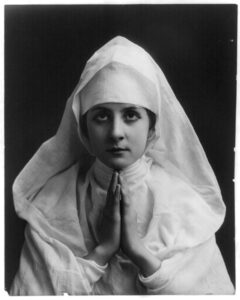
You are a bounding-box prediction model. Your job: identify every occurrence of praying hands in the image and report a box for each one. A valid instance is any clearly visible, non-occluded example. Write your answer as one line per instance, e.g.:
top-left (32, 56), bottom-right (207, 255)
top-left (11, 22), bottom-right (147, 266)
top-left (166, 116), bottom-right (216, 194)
top-left (85, 171), bottom-right (161, 277)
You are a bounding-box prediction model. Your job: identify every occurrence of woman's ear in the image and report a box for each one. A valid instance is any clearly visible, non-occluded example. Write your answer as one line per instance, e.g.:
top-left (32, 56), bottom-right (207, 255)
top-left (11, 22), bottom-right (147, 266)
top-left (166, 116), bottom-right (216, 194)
top-left (147, 128), bottom-right (155, 140)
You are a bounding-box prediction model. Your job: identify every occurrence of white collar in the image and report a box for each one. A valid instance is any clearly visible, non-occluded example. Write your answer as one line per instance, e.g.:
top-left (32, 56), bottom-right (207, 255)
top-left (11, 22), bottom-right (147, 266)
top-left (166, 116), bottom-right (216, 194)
top-left (91, 156), bottom-right (150, 190)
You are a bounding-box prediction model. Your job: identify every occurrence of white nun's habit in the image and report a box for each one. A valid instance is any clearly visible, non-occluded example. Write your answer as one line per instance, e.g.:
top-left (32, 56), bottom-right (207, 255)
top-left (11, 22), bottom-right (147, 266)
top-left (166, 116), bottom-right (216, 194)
top-left (10, 36), bottom-right (234, 295)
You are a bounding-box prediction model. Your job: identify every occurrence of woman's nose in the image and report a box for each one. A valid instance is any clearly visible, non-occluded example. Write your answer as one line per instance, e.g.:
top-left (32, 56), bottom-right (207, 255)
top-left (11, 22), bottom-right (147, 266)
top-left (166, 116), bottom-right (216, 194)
top-left (109, 117), bottom-right (124, 141)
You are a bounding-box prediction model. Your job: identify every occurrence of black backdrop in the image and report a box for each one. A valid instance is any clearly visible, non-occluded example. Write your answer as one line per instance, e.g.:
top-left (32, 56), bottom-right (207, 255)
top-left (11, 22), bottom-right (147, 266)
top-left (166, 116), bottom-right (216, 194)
top-left (5, 4), bottom-right (237, 292)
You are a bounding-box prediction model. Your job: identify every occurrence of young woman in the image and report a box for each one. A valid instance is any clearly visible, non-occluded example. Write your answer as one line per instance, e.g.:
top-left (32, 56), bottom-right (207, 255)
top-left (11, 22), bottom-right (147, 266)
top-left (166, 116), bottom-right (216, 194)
top-left (10, 36), bottom-right (234, 295)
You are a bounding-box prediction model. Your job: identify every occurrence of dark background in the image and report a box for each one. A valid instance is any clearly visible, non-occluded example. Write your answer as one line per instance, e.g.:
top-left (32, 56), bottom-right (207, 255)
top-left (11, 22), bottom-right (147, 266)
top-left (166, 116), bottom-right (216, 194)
top-left (5, 4), bottom-right (237, 292)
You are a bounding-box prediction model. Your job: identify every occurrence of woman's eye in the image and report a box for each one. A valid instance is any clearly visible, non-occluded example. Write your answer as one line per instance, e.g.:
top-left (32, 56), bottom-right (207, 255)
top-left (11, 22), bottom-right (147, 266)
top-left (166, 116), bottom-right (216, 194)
top-left (94, 113), bottom-right (109, 122)
top-left (124, 111), bottom-right (140, 121)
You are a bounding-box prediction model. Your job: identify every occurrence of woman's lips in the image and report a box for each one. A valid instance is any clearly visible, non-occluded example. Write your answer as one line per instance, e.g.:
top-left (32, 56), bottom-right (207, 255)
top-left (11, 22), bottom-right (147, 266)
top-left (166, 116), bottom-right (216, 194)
top-left (106, 147), bottom-right (129, 153)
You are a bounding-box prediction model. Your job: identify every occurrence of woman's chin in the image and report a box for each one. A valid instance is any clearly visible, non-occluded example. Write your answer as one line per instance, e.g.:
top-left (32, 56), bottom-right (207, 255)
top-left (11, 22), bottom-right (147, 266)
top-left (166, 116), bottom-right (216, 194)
top-left (103, 158), bottom-right (134, 171)
top-left (108, 162), bottom-right (129, 171)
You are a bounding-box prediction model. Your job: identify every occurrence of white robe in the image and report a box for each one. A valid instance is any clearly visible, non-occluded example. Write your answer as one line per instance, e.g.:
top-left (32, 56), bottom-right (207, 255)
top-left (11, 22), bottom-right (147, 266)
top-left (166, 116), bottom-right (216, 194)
top-left (10, 157), bottom-right (234, 295)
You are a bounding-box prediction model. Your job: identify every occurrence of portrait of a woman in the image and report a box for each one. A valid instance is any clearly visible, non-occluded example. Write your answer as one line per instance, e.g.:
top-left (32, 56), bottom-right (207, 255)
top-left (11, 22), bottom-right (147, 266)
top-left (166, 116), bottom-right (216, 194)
top-left (5, 5), bottom-right (236, 295)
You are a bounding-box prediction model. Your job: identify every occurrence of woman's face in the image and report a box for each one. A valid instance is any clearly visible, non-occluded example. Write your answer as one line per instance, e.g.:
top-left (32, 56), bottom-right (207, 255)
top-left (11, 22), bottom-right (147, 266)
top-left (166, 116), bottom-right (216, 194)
top-left (86, 103), bottom-right (152, 170)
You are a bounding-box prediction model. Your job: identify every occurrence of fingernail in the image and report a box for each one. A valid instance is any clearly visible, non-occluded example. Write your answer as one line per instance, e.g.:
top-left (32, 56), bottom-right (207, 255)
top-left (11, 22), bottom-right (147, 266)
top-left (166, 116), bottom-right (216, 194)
top-left (117, 184), bottom-right (122, 192)
top-left (118, 175), bottom-right (122, 184)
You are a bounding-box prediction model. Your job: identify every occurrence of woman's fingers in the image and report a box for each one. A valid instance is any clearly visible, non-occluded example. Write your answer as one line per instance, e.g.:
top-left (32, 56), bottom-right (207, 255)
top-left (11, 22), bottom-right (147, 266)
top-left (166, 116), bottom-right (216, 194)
top-left (97, 173), bottom-right (121, 258)
top-left (105, 171), bottom-right (119, 208)
top-left (112, 183), bottom-right (121, 219)
top-left (118, 175), bottom-right (122, 185)
top-left (103, 172), bottom-right (122, 223)
top-left (120, 188), bottom-right (132, 216)
top-left (110, 171), bottom-right (119, 195)
top-left (114, 184), bottom-right (121, 203)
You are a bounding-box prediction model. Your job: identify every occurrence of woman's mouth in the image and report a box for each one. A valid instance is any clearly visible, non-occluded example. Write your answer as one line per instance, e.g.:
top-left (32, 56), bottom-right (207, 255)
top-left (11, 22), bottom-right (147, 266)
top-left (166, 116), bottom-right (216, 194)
top-left (106, 147), bottom-right (129, 154)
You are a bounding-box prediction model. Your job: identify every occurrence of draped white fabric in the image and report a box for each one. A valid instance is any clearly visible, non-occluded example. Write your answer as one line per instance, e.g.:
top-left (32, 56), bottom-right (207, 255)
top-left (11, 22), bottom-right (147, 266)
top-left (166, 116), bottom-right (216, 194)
top-left (10, 36), bottom-right (234, 295)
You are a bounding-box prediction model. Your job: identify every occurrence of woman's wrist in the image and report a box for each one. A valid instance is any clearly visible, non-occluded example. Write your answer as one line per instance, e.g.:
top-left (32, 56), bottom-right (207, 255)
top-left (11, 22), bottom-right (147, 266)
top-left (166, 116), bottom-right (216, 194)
top-left (128, 242), bottom-right (161, 277)
top-left (84, 244), bottom-right (115, 266)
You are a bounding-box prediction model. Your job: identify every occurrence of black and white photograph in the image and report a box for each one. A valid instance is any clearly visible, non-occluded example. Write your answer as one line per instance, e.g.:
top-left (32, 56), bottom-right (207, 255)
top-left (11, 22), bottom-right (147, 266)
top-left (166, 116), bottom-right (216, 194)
top-left (4, 2), bottom-right (237, 295)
